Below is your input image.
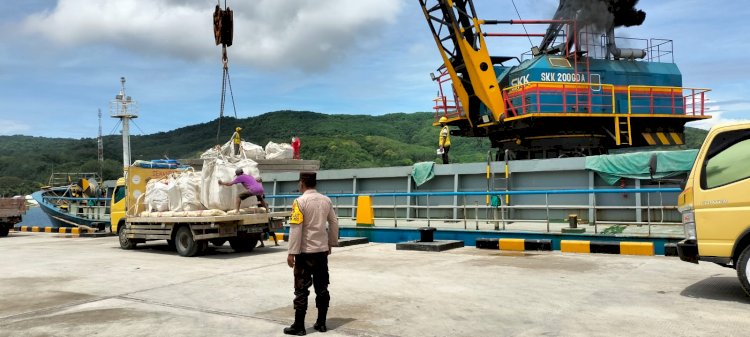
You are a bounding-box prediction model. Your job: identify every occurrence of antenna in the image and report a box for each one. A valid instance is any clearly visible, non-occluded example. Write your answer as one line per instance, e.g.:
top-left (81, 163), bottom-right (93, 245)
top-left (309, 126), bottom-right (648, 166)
top-left (110, 77), bottom-right (139, 176)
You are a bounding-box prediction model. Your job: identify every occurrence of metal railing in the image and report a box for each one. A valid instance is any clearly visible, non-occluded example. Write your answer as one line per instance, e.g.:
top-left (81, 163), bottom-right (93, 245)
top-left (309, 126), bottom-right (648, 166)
top-left (265, 188), bottom-right (683, 237)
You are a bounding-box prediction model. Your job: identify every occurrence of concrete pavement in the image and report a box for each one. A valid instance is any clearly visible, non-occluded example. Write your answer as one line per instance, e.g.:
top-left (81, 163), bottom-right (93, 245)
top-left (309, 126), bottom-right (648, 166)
top-left (1, 231), bottom-right (748, 336)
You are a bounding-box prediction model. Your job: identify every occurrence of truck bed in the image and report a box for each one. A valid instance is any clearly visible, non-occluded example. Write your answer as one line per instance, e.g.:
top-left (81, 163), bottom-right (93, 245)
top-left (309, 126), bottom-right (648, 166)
top-left (0, 198), bottom-right (26, 219)
top-left (126, 211), bottom-right (290, 225)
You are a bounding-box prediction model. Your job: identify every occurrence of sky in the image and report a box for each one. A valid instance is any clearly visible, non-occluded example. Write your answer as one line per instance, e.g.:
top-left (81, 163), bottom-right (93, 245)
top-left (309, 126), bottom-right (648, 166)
top-left (0, 0), bottom-right (748, 139)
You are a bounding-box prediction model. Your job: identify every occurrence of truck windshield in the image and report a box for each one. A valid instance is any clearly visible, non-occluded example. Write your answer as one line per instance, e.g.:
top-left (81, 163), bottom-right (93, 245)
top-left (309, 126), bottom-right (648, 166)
top-left (704, 132), bottom-right (750, 189)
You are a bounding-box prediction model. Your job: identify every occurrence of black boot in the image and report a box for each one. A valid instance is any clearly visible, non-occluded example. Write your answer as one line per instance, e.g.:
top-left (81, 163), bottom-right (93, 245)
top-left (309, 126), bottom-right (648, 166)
top-left (284, 310), bottom-right (306, 336)
top-left (313, 307), bottom-right (327, 332)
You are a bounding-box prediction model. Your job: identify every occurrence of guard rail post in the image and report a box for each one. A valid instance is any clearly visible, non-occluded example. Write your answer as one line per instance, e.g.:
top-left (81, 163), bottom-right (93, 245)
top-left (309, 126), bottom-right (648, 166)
top-left (426, 194), bottom-right (431, 227)
top-left (463, 195), bottom-right (467, 229)
top-left (393, 195), bottom-right (398, 228)
top-left (545, 193), bottom-right (550, 233)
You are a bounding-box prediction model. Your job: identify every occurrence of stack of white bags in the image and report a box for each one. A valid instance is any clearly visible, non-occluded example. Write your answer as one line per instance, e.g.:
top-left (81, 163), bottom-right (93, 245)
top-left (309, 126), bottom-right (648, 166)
top-left (141, 139), bottom-right (293, 217)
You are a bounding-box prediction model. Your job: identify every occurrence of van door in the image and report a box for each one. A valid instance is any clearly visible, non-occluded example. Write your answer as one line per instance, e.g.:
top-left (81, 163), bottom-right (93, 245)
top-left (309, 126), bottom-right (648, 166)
top-left (694, 128), bottom-right (750, 258)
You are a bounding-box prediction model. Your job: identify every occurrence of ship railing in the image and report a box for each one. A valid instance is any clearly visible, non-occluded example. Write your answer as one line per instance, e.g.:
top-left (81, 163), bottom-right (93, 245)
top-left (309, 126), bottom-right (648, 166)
top-left (42, 196), bottom-right (111, 221)
top-left (503, 82), bottom-right (617, 116)
top-left (265, 188), bottom-right (683, 238)
top-left (627, 85), bottom-right (711, 116)
top-left (431, 69), bottom-right (464, 121)
top-left (501, 82), bottom-right (711, 117)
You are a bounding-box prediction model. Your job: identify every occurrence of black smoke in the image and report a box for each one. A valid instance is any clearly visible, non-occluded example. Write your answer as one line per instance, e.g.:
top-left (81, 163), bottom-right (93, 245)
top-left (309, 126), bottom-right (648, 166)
top-left (610, 0), bottom-right (646, 27)
top-left (539, 0), bottom-right (646, 52)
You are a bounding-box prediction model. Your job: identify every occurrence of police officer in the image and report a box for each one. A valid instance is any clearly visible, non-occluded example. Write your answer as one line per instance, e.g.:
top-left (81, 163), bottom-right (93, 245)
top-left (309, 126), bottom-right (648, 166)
top-left (284, 172), bottom-right (339, 335)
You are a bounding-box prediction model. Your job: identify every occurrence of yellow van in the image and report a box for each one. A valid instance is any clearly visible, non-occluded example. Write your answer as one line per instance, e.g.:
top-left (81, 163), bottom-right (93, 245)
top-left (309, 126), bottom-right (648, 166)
top-left (677, 121), bottom-right (750, 296)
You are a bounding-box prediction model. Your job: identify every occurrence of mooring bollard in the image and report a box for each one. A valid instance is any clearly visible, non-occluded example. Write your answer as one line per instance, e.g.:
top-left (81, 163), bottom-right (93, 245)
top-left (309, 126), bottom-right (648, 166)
top-left (418, 227), bottom-right (436, 242)
top-left (568, 214), bottom-right (578, 229)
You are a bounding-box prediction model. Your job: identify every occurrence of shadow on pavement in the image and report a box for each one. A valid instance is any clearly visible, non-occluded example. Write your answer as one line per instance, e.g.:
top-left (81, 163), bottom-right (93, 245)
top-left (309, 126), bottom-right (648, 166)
top-left (680, 276), bottom-right (750, 304)
top-left (327, 317), bottom-right (357, 330)
top-left (109, 242), bottom-right (286, 259)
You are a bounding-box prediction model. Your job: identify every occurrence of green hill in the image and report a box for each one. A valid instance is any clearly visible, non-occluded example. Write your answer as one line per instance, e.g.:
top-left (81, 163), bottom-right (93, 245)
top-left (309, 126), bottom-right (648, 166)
top-left (0, 110), bottom-right (708, 195)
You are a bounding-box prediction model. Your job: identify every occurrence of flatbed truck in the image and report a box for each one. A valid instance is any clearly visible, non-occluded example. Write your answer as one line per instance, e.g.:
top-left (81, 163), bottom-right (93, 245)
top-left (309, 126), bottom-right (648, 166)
top-left (0, 198), bottom-right (26, 237)
top-left (111, 165), bottom-right (287, 257)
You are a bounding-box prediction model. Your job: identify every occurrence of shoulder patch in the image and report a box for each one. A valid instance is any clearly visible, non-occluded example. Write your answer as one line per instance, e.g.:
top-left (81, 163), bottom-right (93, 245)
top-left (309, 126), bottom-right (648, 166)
top-left (289, 199), bottom-right (304, 225)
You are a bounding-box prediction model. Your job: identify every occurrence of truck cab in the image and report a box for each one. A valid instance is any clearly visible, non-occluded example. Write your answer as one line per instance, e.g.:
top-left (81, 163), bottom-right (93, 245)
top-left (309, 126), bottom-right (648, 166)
top-left (110, 177), bottom-right (127, 234)
top-left (677, 122), bottom-right (750, 295)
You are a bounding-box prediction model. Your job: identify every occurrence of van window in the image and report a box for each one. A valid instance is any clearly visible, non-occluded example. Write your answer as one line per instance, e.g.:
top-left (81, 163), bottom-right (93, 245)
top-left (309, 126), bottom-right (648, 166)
top-left (702, 129), bottom-right (750, 189)
top-left (114, 186), bottom-right (127, 203)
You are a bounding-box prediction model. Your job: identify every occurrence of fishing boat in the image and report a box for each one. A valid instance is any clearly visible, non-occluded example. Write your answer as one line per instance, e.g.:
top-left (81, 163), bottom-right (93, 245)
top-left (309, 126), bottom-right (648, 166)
top-left (32, 172), bottom-right (113, 230)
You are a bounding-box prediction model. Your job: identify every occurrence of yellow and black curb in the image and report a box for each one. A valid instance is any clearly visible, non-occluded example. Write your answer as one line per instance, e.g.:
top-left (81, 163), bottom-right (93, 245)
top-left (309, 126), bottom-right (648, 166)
top-left (16, 226), bottom-right (96, 234)
top-left (476, 238), bottom-right (655, 256)
top-left (476, 238), bottom-right (552, 251)
top-left (560, 240), bottom-right (654, 256)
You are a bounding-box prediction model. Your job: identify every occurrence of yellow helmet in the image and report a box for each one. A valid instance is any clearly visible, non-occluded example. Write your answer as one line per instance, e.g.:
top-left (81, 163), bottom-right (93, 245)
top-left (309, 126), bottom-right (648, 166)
top-left (236, 127), bottom-right (242, 131)
top-left (439, 116), bottom-right (448, 123)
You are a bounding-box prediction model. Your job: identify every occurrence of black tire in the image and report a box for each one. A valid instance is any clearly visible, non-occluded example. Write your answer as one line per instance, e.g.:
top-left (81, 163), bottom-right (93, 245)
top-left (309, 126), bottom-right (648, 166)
top-left (210, 239), bottom-right (227, 247)
top-left (0, 226), bottom-right (9, 237)
top-left (174, 226), bottom-right (200, 257)
top-left (737, 245), bottom-right (750, 297)
top-left (229, 237), bottom-right (258, 253)
top-left (118, 223), bottom-right (137, 249)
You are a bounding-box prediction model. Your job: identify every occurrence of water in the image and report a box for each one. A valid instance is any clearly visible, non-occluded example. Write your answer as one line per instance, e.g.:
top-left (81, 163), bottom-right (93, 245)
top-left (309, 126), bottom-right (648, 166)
top-left (17, 206), bottom-right (54, 228)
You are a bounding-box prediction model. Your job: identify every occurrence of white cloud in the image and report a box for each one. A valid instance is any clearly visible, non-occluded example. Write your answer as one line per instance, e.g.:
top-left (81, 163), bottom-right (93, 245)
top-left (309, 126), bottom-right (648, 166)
top-left (686, 99), bottom-right (750, 130)
top-left (21, 0), bottom-right (402, 72)
top-left (0, 120), bottom-right (31, 135)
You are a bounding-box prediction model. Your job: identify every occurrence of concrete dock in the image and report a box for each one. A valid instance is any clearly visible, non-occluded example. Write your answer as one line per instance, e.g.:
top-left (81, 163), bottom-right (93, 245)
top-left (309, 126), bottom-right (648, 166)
top-left (1, 231), bottom-right (748, 336)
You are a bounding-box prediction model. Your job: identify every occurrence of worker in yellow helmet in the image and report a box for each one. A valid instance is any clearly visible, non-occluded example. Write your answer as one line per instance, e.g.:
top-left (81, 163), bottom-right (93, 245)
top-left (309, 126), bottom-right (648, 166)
top-left (232, 127), bottom-right (242, 156)
top-left (438, 116), bottom-right (451, 164)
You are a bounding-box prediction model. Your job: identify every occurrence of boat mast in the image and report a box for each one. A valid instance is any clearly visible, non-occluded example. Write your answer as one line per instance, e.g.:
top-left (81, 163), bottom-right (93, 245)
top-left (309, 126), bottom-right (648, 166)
top-left (110, 77), bottom-right (138, 176)
top-left (98, 108), bottom-right (103, 178)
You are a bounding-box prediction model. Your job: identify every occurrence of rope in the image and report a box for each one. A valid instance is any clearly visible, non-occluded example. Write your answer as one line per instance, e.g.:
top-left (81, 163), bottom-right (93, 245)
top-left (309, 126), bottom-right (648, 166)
top-left (511, 0), bottom-right (534, 48)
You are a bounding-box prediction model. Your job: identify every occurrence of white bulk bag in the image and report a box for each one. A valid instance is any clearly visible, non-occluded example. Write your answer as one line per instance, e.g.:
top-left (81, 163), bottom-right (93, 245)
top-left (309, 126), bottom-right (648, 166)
top-left (217, 140), bottom-right (265, 160)
top-left (265, 141), bottom-right (293, 160)
top-left (200, 157), bottom-right (261, 211)
top-left (176, 171), bottom-right (204, 211)
top-left (145, 179), bottom-right (170, 212)
top-left (166, 175), bottom-right (182, 211)
top-left (241, 141), bottom-right (265, 160)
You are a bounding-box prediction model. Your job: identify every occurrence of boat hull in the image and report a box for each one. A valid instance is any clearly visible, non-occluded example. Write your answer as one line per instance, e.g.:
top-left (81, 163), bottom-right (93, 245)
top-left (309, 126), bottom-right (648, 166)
top-left (31, 190), bottom-right (109, 230)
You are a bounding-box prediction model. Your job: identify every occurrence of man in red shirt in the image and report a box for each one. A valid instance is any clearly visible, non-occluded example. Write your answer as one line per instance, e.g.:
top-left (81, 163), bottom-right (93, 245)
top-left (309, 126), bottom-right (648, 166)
top-left (291, 136), bottom-right (301, 160)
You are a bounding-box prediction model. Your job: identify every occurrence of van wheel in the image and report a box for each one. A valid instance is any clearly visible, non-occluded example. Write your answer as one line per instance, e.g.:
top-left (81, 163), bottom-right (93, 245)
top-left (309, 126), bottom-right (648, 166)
top-left (118, 223), bottom-right (137, 249)
top-left (175, 226), bottom-right (200, 257)
top-left (737, 245), bottom-right (750, 297)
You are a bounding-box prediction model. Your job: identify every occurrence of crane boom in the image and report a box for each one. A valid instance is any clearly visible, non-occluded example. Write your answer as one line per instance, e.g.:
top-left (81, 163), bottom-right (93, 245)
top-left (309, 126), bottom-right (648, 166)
top-left (419, 0), bottom-right (506, 129)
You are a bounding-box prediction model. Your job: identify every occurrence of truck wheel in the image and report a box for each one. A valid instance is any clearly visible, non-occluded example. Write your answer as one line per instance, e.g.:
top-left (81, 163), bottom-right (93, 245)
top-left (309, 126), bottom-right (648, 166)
top-left (210, 239), bottom-right (227, 247)
top-left (175, 226), bottom-right (200, 257)
top-left (229, 237), bottom-right (257, 253)
top-left (737, 245), bottom-right (750, 297)
top-left (0, 227), bottom-right (9, 237)
top-left (118, 224), bottom-right (137, 249)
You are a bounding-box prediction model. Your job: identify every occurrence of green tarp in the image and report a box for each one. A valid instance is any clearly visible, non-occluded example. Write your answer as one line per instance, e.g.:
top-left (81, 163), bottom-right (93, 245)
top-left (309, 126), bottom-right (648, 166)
top-left (585, 150), bottom-right (698, 185)
top-left (412, 162), bottom-right (435, 186)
